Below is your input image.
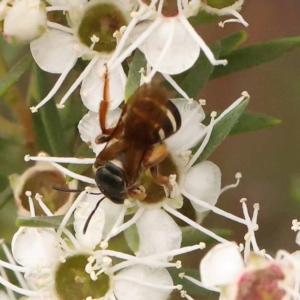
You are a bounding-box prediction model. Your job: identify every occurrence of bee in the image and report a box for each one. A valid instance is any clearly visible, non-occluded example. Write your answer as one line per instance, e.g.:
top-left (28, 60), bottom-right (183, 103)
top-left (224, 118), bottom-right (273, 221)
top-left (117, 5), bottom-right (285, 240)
top-left (83, 77), bottom-right (182, 233)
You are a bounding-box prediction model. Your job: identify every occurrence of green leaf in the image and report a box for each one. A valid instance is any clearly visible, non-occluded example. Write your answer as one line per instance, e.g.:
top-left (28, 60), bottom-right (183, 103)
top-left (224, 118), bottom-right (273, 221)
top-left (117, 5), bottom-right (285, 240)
top-left (175, 43), bottom-right (221, 99)
top-left (207, 0), bottom-right (236, 8)
top-left (188, 10), bottom-right (219, 27)
top-left (67, 142), bottom-right (94, 182)
top-left (291, 175), bottom-right (300, 204)
top-left (212, 36), bottom-right (300, 79)
top-left (124, 223), bottom-right (140, 253)
top-left (16, 215), bottom-right (74, 228)
top-left (0, 186), bottom-right (13, 211)
top-left (169, 268), bottom-right (217, 296)
top-left (32, 65), bottom-right (68, 156)
top-left (219, 31), bottom-right (248, 56)
top-left (181, 226), bottom-right (231, 247)
top-left (194, 97), bottom-right (249, 164)
top-left (125, 50), bottom-right (146, 101)
top-left (0, 53), bottom-right (33, 97)
top-left (230, 111), bottom-right (281, 135)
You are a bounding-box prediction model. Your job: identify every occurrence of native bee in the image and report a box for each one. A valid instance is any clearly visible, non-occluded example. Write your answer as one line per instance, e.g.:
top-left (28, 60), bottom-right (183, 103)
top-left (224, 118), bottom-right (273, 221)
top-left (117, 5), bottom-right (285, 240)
top-left (94, 83), bottom-right (182, 205)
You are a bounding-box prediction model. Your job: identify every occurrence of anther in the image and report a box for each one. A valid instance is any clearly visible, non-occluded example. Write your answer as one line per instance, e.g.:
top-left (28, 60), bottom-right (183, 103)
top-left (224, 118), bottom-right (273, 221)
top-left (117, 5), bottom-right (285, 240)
top-left (176, 285), bottom-right (183, 290)
top-left (56, 103), bottom-right (65, 109)
top-left (244, 232), bottom-right (251, 240)
top-left (179, 272), bottom-right (185, 279)
top-left (199, 99), bottom-right (206, 105)
top-left (38, 152), bottom-right (47, 157)
top-left (24, 154), bottom-right (30, 162)
top-left (30, 106), bottom-right (38, 113)
top-left (210, 111), bottom-right (217, 118)
top-left (25, 191), bottom-right (32, 197)
top-left (199, 242), bottom-right (206, 249)
top-left (175, 260), bottom-right (182, 269)
top-left (240, 198), bottom-right (247, 203)
top-left (100, 241), bottom-right (108, 249)
top-left (235, 172), bottom-right (242, 179)
top-left (239, 243), bottom-right (244, 251)
top-left (242, 91), bottom-right (250, 98)
top-left (253, 203), bottom-right (260, 210)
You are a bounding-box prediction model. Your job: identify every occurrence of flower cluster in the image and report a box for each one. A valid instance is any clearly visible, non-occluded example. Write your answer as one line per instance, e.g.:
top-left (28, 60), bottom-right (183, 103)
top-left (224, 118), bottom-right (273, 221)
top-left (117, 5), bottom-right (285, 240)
top-left (3, 1), bottom-right (300, 300)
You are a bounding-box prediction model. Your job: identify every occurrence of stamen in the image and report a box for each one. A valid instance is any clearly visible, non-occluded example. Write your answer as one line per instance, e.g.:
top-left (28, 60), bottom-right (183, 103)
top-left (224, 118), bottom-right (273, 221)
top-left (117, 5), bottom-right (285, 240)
top-left (184, 111), bottom-right (216, 170)
top-left (47, 21), bottom-right (74, 34)
top-left (30, 56), bottom-right (77, 112)
top-left (109, 17), bottom-right (163, 71)
top-left (0, 275), bottom-right (50, 297)
top-left (157, 0), bottom-right (165, 15)
top-left (179, 16), bottom-right (227, 66)
top-left (182, 189), bottom-right (247, 225)
top-left (163, 204), bottom-right (229, 243)
top-left (113, 207), bottom-right (145, 236)
top-left (57, 191), bottom-right (86, 237)
top-left (58, 55), bottom-right (100, 107)
top-left (181, 290), bottom-right (195, 300)
top-left (162, 73), bottom-right (191, 101)
top-left (0, 266), bottom-right (16, 300)
top-left (25, 191), bottom-right (35, 217)
top-left (220, 172), bottom-right (242, 194)
top-left (25, 154), bottom-right (95, 164)
top-left (115, 275), bottom-right (179, 291)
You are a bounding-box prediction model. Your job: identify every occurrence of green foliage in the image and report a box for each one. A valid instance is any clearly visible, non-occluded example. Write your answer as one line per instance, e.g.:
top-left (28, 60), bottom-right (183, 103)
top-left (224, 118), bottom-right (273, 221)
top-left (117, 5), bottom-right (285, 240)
top-left (0, 53), bottom-right (33, 98)
top-left (230, 111), bottom-right (281, 134)
top-left (194, 97), bottom-right (249, 164)
top-left (124, 223), bottom-right (140, 253)
top-left (16, 214), bottom-right (74, 228)
top-left (212, 36), bottom-right (300, 78)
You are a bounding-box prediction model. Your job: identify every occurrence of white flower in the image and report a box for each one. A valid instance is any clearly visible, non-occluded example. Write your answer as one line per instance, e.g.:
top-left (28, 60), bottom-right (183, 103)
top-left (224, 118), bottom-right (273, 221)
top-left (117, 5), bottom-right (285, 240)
top-left (107, 0), bottom-right (229, 86)
top-left (30, 0), bottom-right (133, 113)
top-left (3, 0), bottom-right (47, 44)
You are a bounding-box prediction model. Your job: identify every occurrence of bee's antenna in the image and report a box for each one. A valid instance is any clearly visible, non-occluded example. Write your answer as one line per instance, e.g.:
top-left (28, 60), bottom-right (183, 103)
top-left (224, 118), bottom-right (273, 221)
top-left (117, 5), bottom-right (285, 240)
top-left (52, 186), bottom-right (101, 195)
top-left (83, 196), bottom-right (105, 234)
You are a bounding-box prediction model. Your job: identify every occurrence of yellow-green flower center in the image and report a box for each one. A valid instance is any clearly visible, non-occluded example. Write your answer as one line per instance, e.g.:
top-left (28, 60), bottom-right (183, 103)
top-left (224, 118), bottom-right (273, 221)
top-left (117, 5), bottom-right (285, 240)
top-left (55, 255), bottom-right (110, 300)
top-left (77, 3), bottom-right (128, 53)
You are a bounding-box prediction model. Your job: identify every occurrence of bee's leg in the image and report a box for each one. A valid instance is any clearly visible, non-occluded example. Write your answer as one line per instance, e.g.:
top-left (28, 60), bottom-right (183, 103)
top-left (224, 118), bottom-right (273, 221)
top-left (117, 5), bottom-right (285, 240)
top-left (149, 165), bottom-right (173, 197)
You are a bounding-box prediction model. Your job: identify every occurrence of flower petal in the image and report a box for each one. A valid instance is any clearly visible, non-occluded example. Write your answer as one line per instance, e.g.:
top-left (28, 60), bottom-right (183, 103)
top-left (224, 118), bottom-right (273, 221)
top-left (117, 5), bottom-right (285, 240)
top-left (165, 99), bottom-right (206, 153)
top-left (184, 161), bottom-right (221, 213)
top-left (30, 28), bottom-right (77, 73)
top-left (114, 265), bottom-right (173, 300)
top-left (78, 109), bottom-right (121, 155)
top-left (135, 209), bottom-right (182, 261)
top-left (200, 242), bottom-right (244, 287)
top-left (142, 19), bottom-right (200, 75)
top-left (81, 59), bottom-right (126, 112)
top-left (12, 227), bottom-right (62, 269)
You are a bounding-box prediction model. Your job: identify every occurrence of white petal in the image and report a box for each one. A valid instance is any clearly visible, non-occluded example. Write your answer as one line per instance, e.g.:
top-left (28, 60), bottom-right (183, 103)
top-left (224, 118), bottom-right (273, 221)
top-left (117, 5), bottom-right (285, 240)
top-left (0, 291), bottom-right (10, 300)
top-left (78, 109), bottom-right (121, 155)
top-left (200, 242), bottom-right (244, 287)
top-left (165, 99), bottom-right (206, 153)
top-left (184, 161), bottom-right (221, 213)
top-left (114, 265), bottom-right (173, 300)
top-left (142, 19), bottom-right (200, 75)
top-left (135, 209), bottom-right (182, 261)
top-left (12, 227), bottom-right (62, 268)
top-left (46, 0), bottom-right (87, 5)
top-left (3, 0), bottom-right (47, 44)
top-left (74, 197), bottom-right (105, 250)
top-left (30, 28), bottom-right (77, 73)
top-left (81, 59), bottom-right (126, 112)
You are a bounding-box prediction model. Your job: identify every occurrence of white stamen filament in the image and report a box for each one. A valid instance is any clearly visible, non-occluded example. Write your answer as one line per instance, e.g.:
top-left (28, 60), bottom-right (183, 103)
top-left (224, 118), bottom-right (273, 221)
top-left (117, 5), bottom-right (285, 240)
top-left (182, 274), bottom-right (221, 293)
top-left (182, 189), bottom-right (247, 225)
top-left (0, 267), bottom-right (16, 300)
top-left (179, 16), bottom-right (227, 66)
top-left (162, 73), bottom-right (191, 101)
top-left (26, 191), bottom-right (35, 217)
top-left (57, 191), bottom-right (86, 237)
top-left (163, 204), bottom-right (228, 243)
top-left (181, 291), bottom-right (195, 300)
top-left (184, 112), bottom-right (216, 170)
top-left (25, 154), bottom-right (95, 164)
top-left (30, 57), bottom-right (77, 112)
top-left (1, 242), bottom-right (30, 290)
top-left (220, 172), bottom-right (242, 194)
top-left (47, 21), bottom-right (74, 34)
top-left (110, 17), bottom-right (163, 71)
top-left (0, 275), bottom-right (50, 297)
top-left (0, 260), bottom-right (28, 273)
top-left (59, 55), bottom-right (100, 107)
top-left (282, 286), bottom-right (300, 300)
top-left (115, 275), bottom-right (179, 291)
top-left (114, 207), bottom-right (145, 235)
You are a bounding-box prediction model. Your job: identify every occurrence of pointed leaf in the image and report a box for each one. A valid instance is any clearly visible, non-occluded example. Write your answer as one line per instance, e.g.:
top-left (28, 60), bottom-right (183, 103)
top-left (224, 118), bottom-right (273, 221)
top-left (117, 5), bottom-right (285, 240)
top-left (212, 37), bottom-right (300, 79)
top-left (125, 50), bottom-right (146, 101)
top-left (16, 215), bottom-right (74, 228)
top-left (193, 98), bottom-right (249, 164)
top-left (230, 111), bottom-right (281, 135)
top-left (207, 0), bottom-right (236, 8)
top-left (219, 31), bottom-right (248, 56)
top-left (188, 10), bottom-right (219, 26)
top-left (0, 53), bottom-right (33, 97)
top-left (124, 223), bottom-right (140, 253)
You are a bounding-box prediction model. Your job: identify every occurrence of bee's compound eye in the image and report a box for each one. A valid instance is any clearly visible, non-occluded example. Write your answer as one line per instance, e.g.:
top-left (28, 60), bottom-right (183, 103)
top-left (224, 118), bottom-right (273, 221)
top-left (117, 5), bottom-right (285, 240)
top-left (95, 162), bottom-right (126, 204)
